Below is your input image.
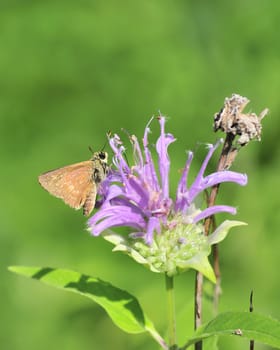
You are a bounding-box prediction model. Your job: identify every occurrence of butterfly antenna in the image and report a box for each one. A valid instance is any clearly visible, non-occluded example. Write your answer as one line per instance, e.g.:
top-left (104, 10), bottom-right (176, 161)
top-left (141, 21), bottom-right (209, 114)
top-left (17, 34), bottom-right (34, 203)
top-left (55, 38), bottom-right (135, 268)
top-left (100, 131), bottom-right (111, 152)
top-left (88, 131), bottom-right (112, 155)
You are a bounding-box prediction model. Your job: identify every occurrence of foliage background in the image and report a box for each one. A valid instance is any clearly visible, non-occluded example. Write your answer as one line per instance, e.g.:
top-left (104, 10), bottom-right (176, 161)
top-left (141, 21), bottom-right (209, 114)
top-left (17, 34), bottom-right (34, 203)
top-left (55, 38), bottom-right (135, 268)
top-left (1, 1), bottom-right (280, 349)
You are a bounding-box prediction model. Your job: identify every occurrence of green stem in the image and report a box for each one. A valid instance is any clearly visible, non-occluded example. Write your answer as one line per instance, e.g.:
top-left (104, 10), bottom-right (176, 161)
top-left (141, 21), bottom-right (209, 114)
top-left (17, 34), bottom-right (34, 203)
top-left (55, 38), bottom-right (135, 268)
top-left (165, 273), bottom-right (177, 349)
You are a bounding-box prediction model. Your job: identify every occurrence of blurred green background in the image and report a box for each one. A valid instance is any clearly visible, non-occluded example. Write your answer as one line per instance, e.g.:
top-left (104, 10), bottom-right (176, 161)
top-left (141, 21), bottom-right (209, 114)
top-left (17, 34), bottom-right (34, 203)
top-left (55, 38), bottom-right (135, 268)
top-left (1, 1), bottom-right (280, 349)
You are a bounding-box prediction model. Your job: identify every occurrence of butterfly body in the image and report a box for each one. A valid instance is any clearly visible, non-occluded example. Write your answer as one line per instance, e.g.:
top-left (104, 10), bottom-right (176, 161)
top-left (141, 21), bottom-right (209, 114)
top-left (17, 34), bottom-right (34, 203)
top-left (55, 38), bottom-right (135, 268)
top-left (38, 151), bottom-right (109, 216)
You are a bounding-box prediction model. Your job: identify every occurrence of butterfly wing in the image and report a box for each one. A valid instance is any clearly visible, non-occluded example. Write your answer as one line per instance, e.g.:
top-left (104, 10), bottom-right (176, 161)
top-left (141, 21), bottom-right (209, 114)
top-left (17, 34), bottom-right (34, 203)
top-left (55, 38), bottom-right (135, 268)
top-left (38, 161), bottom-right (96, 215)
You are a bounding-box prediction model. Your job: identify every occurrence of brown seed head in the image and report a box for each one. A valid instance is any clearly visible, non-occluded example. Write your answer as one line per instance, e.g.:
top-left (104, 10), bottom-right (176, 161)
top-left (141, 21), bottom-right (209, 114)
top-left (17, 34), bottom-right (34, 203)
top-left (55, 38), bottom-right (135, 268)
top-left (214, 93), bottom-right (269, 146)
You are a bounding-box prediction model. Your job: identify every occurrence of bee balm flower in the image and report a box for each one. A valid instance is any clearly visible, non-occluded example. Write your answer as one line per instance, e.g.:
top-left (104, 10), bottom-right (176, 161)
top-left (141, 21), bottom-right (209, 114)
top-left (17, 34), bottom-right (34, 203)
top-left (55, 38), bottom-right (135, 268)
top-left (88, 117), bottom-right (247, 281)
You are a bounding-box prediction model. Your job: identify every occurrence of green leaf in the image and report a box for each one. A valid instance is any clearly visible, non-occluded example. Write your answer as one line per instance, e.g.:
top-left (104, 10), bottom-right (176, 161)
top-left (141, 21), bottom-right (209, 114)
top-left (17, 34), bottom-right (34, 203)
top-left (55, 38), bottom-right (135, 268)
top-left (182, 311), bottom-right (280, 349)
top-left (8, 266), bottom-right (165, 347)
top-left (203, 335), bottom-right (218, 350)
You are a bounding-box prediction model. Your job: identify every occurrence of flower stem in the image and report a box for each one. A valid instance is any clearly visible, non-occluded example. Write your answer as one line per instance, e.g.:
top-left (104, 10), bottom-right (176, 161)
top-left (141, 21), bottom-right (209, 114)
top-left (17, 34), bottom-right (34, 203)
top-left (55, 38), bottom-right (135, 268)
top-left (194, 133), bottom-right (238, 350)
top-left (194, 271), bottom-right (203, 350)
top-left (165, 273), bottom-right (177, 349)
top-left (250, 290), bottom-right (254, 350)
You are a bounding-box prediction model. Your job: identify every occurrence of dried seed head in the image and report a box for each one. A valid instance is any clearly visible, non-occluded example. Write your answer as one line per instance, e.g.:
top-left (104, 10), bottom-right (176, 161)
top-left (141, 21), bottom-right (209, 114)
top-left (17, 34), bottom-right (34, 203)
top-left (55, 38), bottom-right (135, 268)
top-left (214, 93), bottom-right (269, 146)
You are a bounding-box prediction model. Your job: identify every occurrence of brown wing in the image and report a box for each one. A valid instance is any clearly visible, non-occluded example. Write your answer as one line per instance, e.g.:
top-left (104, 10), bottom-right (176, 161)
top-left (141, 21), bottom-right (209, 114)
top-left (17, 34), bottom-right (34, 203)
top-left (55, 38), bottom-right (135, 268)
top-left (38, 160), bottom-right (97, 215)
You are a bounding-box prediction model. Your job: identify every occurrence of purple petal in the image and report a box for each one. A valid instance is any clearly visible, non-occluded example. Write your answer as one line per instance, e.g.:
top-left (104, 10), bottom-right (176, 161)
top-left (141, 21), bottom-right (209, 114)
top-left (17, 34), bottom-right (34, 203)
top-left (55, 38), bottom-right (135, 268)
top-left (91, 216), bottom-right (144, 236)
top-left (175, 151), bottom-right (193, 211)
top-left (143, 118), bottom-right (160, 192)
top-left (125, 176), bottom-right (150, 208)
top-left (104, 184), bottom-right (125, 201)
top-left (90, 204), bottom-right (144, 223)
top-left (145, 216), bottom-right (161, 244)
top-left (143, 117), bottom-right (154, 148)
top-left (89, 205), bottom-right (147, 236)
top-left (110, 135), bottom-right (130, 175)
top-left (155, 117), bottom-right (176, 199)
top-left (131, 134), bottom-right (144, 168)
top-left (197, 140), bottom-right (223, 180)
top-left (109, 197), bottom-right (149, 218)
top-left (193, 205), bottom-right (237, 223)
top-left (189, 140), bottom-right (223, 199)
top-left (203, 171), bottom-right (248, 188)
top-left (188, 171), bottom-right (247, 204)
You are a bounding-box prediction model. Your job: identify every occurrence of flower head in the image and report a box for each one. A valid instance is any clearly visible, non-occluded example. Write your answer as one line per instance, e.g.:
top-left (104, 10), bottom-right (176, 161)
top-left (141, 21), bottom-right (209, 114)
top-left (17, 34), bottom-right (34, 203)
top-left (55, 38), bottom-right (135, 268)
top-left (88, 117), bottom-right (247, 280)
top-left (214, 93), bottom-right (268, 146)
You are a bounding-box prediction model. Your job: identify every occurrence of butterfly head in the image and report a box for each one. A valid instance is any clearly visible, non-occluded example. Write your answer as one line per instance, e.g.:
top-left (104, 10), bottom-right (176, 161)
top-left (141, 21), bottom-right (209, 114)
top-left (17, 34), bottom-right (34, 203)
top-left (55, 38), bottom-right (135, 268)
top-left (92, 151), bottom-right (108, 164)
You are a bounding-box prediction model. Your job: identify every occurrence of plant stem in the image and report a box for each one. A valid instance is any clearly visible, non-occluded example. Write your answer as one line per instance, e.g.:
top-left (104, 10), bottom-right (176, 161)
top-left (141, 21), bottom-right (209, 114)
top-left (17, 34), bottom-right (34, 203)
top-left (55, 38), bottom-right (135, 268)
top-left (194, 271), bottom-right (203, 350)
top-left (165, 273), bottom-right (177, 349)
top-left (147, 327), bottom-right (169, 350)
top-left (194, 133), bottom-right (237, 350)
top-left (250, 290), bottom-right (254, 350)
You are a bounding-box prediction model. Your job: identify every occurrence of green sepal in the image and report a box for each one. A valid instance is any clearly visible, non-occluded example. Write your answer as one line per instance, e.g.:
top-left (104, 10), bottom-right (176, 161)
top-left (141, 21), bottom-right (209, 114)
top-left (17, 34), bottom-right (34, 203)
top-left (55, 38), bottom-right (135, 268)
top-left (208, 220), bottom-right (247, 245)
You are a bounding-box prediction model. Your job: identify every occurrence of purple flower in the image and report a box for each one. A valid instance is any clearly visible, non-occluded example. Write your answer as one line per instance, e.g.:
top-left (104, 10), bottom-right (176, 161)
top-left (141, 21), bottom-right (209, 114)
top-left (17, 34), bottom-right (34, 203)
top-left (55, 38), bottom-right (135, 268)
top-left (88, 117), bottom-right (247, 279)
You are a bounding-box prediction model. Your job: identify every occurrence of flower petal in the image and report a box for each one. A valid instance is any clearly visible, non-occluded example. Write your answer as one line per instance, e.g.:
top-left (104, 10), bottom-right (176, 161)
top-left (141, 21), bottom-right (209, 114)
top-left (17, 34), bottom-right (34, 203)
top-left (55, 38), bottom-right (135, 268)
top-left (193, 205), bottom-right (237, 223)
top-left (142, 118), bottom-right (160, 192)
top-left (195, 140), bottom-right (223, 182)
top-left (145, 216), bottom-right (161, 245)
top-left (203, 171), bottom-right (248, 188)
top-left (155, 117), bottom-right (176, 199)
top-left (175, 151), bottom-right (193, 211)
top-left (88, 205), bottom-right (146, 235)
top-left (125, 176), bottom-right (150, 208)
